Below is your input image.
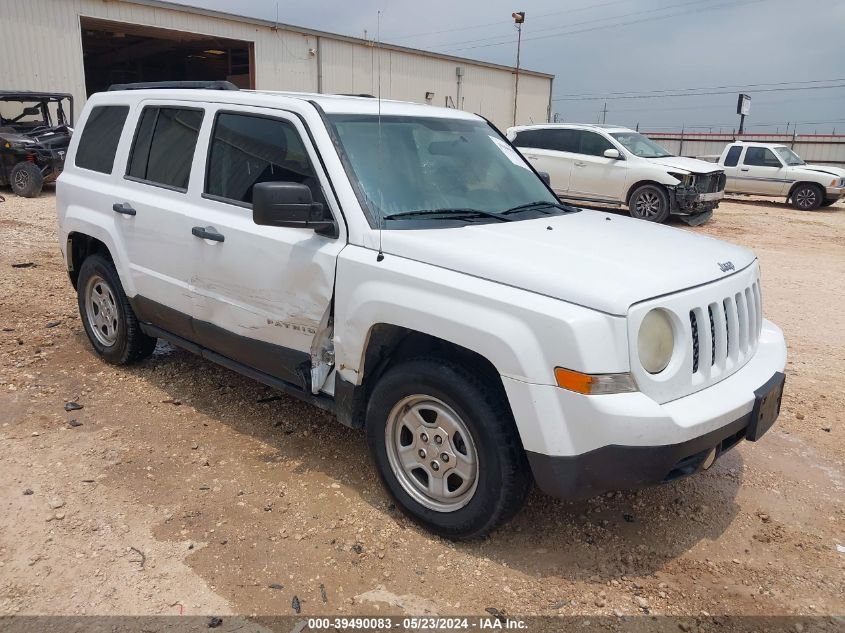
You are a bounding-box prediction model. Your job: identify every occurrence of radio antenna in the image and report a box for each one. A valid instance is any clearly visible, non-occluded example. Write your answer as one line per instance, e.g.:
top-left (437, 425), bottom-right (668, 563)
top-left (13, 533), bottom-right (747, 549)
top-left (376, 9), bottom-right (385, 262)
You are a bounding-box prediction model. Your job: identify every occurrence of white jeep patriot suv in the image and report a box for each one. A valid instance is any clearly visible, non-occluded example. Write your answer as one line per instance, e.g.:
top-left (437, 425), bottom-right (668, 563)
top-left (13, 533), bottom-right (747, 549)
top-left (56, 82), bottom-right (787, 539)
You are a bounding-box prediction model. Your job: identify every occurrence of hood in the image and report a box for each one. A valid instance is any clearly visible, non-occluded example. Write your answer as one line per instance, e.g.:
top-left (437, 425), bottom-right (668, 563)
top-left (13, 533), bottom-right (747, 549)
top-left (380, 210), bottom-right (755, 315)
top-left (646, 155), bottom-right (723, 174)
top-left (800, 163), bottom-right (845, 179)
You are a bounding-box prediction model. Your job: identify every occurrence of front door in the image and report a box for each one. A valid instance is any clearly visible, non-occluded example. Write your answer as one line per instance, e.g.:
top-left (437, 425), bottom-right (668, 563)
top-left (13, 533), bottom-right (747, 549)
top-left (734, 146), bottom-right (790, 195)
top-left (184, 105), bottom-right (344, 391)
top-left (567, 130), bottom-right (629, 202)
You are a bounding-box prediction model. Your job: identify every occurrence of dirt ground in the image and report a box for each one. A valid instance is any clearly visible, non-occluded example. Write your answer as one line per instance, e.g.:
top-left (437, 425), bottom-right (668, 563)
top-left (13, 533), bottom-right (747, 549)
top-left (1, 188), bottom-right (843, 620)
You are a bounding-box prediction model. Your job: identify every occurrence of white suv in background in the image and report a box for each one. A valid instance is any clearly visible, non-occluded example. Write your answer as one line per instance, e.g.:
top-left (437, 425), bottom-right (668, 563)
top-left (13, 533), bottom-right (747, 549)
top-left (57, 83), bottom-right (786, 538)
top-left (507, 124), bottom-right (726, 224)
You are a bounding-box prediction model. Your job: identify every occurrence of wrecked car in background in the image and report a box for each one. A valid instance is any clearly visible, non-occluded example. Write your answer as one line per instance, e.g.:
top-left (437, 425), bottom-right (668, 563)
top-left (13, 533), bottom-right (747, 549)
top-left (508, 123), bottom-right (726, 225)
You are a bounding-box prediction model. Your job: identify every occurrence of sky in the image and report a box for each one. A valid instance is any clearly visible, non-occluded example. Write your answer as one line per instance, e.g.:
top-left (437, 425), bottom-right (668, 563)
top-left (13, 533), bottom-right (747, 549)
top-left (167, 0), bottom-right (845, 133)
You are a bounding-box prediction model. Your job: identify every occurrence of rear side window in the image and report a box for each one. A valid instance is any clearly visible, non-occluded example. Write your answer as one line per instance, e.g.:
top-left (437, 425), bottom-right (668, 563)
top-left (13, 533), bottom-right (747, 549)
top-left (743, 147), bottom-right (781, 168)
top-left (127, 106), bottom-right (203, 190)
top-left (579, 131), bottom-right (615, 156)
top-left (512, 129), bottom-right (549, 150)
top-left (723, 145), bottom-right (742, 167)
top-left (548, 129), bottom-right (579, 152)
top-left (204, 112), bottom-right (326, 207)
top-left (75, 105), bottom-right (129, 174)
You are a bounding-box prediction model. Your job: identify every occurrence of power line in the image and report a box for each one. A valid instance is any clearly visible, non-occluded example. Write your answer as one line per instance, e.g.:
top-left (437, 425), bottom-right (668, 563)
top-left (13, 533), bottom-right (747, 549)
top-left (436, 0), bottom-right (718, 50)
top-left (556, 77), bottom-right (845, 100)
top-left (439, 0), bottom-right (766, 53)
top-left (553, 82), bottom-right (845, 102)
top-left (383, 0), bottom-right (636, 42)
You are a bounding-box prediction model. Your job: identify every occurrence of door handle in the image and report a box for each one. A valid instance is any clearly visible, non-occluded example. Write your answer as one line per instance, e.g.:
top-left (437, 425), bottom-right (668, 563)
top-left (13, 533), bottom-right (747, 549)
top-left (574, 161), bottom-right (587, 167)
top-left (192, 226), bottom-right (225, 242)
top-left (527, 155), bottom-right (539, 160)
top-left (740, 168), bottom-right (750, 172)
top-left (113, 202), bottom-right (136, 216)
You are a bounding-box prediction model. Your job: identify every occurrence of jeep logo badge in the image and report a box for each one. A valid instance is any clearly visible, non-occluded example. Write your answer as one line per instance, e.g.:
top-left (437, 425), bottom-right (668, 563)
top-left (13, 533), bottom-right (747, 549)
top-left (718, 261), bottom-right (735, 272)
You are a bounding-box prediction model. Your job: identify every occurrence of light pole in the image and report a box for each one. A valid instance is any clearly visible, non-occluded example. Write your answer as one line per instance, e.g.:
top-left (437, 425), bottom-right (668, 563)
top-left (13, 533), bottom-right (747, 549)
top-left (512, 11), bottom-right (524, 126)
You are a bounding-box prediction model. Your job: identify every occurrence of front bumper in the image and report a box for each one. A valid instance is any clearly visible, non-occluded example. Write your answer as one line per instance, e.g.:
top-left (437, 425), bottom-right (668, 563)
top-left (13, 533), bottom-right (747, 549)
top-left (527, 377), bottom-right (781, 500)
top-left (670, 186), bottom-right (724, 215)
top-left (502, 319), bottom-right (786, 500)
top-left (825, 185), bottom-right (844, 202)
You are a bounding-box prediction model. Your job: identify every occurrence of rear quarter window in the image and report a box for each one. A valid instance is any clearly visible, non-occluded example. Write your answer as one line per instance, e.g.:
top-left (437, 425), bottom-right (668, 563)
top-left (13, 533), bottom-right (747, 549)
top-left (74, 105), bottom-right (129, 174)
top-left (723, 145), bottom-right (742, 167)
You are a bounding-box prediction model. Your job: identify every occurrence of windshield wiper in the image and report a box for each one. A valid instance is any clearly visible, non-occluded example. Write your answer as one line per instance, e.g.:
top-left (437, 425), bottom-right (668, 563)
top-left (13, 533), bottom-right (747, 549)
top-left (501, 200), bottom-right (566, 215)
top-left (384, 208), bottom-right (512, 222)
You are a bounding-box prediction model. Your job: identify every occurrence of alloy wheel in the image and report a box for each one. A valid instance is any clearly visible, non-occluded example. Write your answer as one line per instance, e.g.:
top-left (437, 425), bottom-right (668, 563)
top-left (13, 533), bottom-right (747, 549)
top-left (635, 191), bottom-right (661, 218)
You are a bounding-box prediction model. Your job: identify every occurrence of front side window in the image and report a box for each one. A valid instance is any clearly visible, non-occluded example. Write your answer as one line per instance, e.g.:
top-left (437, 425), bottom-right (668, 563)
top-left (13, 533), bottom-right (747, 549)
top-left (328, 115), bottom-right (561, 226)
top-left (743, 147), bottom-right (782, 168)
top-left (578, 131), bottom-right (615, 157)
top-left (127, 106), bottom-right (203, 190)
top-left (75, 105), bottom-right (129, 174)
top-left (205, 112), bottom-right (325, 207)
top-left (610, 132), bottom-right (673, 158)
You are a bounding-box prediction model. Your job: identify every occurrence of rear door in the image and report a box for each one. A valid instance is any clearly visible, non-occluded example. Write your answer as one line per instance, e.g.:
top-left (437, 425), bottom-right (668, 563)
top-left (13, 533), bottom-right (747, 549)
top-left (736, 146), bottom-right (790, 195)
top-left (184, 105), bottom-right (345, 391)
top-left (113, 102), bottom-right (206, 339)
top-left (511, 128), bottom-right (574, 195)
top-left (721, 145), bottom-right (743, 191)
top-left (567, 130), bottom-right (628, 202)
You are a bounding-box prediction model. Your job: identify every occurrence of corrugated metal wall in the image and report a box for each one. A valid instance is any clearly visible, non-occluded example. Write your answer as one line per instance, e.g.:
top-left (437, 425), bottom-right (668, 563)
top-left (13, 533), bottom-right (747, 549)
top-left (646, 132), bottom-right (845, 166)
top-left (0, 0), bottom-right (551, 130)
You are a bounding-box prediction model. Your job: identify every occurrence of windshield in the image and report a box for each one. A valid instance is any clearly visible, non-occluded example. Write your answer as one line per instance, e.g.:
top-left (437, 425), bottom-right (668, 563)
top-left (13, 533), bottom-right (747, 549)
top-left (773, 146), bottom-right (805, 166)
top-left (610, 132), bottom-right (673, 158)
top-left (328, 114), bottom-right (559, 226)
top-left (0, 97), bottom-right (71, 129)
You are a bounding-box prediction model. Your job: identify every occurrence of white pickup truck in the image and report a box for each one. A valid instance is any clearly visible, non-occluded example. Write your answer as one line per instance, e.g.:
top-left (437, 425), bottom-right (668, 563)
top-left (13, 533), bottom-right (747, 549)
top-left (717, 141), bottom-right (845, 209)
top-left (57, 83), bottom-right (786, 538)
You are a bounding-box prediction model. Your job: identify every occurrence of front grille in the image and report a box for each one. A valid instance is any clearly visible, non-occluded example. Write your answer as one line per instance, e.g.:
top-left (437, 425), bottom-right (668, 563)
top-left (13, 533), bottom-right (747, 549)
top-left (689, 280), bottom-right (762, 376)
top-left (694, 172), bottom-right (727, 194)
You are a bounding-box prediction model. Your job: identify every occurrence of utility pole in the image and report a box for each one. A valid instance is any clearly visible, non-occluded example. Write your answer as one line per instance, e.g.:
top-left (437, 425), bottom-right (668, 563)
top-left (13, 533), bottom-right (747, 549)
top-left (512, 11), bottom-right (525, 126)
top-left (599, 101), bottom-right (608, 125)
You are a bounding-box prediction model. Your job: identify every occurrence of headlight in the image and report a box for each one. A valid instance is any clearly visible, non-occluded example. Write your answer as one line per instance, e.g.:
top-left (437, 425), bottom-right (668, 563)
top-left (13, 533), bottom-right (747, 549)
top-left (667, 171), bottom-right (693, 187)
top-left (637, 309), bottom-right (674, 374)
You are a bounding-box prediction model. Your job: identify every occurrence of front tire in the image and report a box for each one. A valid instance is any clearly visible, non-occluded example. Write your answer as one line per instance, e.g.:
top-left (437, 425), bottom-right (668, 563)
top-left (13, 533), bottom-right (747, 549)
top-left (629, 184), bottom-right (671, 222)
top-left (791, 183), bottom-right (824, 210)
top-left (10, 162), bottom-right (43, 198)
top-left (77, 254), bottom-right (157, 364)
top-left (366, 358), bottom-right (532, 539)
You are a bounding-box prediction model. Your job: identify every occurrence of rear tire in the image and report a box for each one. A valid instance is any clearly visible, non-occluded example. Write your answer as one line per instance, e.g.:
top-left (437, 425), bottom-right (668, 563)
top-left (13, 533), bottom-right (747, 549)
top-left (629, 184), bottom-right (670, 222)
top-left (10, 162), bottom-right (43, 198)
top-left (790, 183), bottom-right (823, 210)
top-left (76, 254), bottom-right (157, 364)
top-left (366, 357), bottom-right (532, 539)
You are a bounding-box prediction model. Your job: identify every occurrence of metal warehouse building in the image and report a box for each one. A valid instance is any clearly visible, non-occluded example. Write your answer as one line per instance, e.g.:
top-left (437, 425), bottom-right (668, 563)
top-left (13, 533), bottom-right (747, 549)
top-left (0, 0), bottom-right (553, 130)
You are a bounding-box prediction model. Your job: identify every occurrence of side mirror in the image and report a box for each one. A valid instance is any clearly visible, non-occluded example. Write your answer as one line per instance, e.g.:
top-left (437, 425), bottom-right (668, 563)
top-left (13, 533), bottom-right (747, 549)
top-left (252, 182), bottom-right (336, 237)
top-left (538, 171), bottom-right (551, 185)
top-left (603, 148), bottom-right (621, 159)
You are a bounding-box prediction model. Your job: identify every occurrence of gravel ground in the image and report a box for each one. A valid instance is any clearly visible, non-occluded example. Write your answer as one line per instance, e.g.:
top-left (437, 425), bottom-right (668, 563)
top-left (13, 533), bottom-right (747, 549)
top-left (0, 188), bottom-right (843, 619)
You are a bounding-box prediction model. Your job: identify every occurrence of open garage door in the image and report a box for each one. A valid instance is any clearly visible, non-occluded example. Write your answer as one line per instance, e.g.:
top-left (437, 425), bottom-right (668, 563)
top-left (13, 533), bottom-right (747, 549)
top-left (80, 18), bottom-right (254, 95)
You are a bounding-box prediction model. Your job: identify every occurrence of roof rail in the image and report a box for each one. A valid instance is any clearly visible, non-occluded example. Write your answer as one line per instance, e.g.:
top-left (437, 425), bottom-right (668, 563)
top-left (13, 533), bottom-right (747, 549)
top-left (108, 80), bottom-right (239, 92)
top-left (337, 93), bottom-right (376, 98)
